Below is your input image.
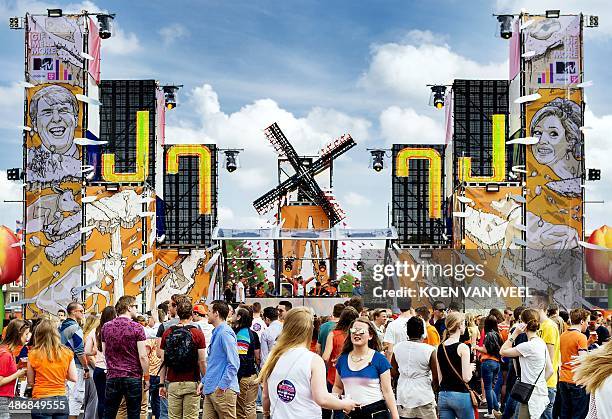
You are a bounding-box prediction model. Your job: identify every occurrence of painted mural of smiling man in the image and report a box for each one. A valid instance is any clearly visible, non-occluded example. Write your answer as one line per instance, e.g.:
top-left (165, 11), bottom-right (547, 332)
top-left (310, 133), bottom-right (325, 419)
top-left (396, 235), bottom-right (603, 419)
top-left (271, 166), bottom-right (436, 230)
top-left (29, 84), bottom-right (79, 158)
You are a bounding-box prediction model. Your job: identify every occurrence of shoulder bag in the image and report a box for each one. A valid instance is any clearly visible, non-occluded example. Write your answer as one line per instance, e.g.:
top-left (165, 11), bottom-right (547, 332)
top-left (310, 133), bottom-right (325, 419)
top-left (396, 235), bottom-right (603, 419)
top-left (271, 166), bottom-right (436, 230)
top-left (442, 343), bottom-right (483, 408)
top-left (510, 344), bottom-right (547, 404)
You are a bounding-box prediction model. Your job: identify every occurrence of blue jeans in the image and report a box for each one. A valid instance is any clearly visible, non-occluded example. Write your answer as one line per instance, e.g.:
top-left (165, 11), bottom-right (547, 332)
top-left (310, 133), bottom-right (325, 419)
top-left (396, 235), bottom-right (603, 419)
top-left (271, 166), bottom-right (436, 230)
top-left (104, 377), bottom-right (142, 419)
top-left (159, 392), bottom-right (168, 419)
top-left (558, 382), bottom-right (588, 419)
top-left (439, 391), bottom-right (474, 419)
top-left (149, 375), bottom-right (161, 419)
top-left (92, 367), bottom-right (106, 419)
top-left (482, 359), bottom-right (500, 413)
top-left (501, 394), bottom-right (519, 419)
top-left (541, 387), bottom-right (556, 419)
top-left (31, 395), bottom-right (69, 419)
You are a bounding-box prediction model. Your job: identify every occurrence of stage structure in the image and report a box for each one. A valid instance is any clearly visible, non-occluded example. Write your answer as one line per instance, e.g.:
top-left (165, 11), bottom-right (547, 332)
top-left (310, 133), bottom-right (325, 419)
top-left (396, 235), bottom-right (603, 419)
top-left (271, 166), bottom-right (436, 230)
top-left (387, 10), bottom-right (589, 310)
top-left (252, 123), bottom-right (355, 290)
top-left (17, 10), bottom-right (220, 317)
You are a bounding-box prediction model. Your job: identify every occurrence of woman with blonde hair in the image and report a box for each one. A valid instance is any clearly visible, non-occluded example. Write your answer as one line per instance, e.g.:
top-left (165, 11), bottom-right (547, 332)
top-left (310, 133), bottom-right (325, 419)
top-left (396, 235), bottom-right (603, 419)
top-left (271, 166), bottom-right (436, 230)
top-left (465, 313), bottom-right (479, 346)
top-left (436, 312), bottom-right (475, 419)
top-left (259, 307), bottom-right (356, 419)
top-left (81, 315), bottom-right (99, 419)
top-left (27, 319), bottom-right (77, 418)
top-left (573, 341), bottom-right (612, 418)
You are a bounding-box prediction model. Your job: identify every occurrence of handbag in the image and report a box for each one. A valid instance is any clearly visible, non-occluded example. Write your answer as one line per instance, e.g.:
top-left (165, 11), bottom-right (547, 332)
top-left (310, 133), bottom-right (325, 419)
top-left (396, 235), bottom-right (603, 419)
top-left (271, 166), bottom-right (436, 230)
top-left (442, 344), bottom-right (483, 408)
top-left (510, 345), bottom-right (546, 404)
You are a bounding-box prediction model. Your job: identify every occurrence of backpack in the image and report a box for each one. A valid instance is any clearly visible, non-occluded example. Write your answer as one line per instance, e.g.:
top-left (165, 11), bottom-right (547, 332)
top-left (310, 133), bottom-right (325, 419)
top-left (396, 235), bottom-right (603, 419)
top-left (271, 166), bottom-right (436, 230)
top-left (484, 332), bottom-right (502, 358)
top-left (164, 325), bottom-right (197, 373)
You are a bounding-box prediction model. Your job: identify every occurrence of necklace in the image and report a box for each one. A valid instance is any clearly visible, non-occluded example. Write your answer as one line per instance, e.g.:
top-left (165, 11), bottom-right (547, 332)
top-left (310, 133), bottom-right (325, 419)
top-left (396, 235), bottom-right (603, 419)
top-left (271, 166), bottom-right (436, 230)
top-left (350, 350), bottom-right (369, 363)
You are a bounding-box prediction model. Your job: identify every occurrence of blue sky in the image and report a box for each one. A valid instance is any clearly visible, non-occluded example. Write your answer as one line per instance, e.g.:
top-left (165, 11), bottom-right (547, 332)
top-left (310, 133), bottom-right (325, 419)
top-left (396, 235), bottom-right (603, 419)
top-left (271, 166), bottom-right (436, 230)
top-left (1, 0), bottom-right (611, 232)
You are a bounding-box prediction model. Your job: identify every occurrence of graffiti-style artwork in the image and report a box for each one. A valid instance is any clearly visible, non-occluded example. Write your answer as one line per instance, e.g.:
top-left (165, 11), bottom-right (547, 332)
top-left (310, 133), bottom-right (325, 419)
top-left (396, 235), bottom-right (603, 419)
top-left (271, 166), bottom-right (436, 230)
top-left (523, 16), bottom-right (581, 91)
top-left (459, 186), bottom-right (524, 308)
top-left (526, 89), bottom-right (582, 250)
top-left (26, 15), bottom-right (84, 86)
top-left (525, 89), bottom-right (583, 309)
top-left (83, 186), bottom-right (149, 310)
top-left (153, 249), bottom-right (210, 307)
top-left (458, 115), bottom-right (506, 183)
top-left (26, 84), bottom-right (83, 186)
top-left (24, 85), bottom-right (84, 315)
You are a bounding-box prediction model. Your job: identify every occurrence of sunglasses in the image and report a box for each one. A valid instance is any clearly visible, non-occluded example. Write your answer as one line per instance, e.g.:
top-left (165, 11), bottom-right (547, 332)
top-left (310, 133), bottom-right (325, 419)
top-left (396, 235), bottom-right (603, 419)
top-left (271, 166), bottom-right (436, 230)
top-left (349, 328), bottom-right (367, 335)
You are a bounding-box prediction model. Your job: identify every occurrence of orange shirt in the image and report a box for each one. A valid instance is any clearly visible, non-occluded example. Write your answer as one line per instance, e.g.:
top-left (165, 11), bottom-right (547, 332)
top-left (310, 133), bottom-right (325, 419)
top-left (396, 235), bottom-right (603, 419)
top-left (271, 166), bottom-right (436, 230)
top-left (425, 324), bottom-right (440, 347)
top-left (560, 329), bottom-right (588, 384)
top-left (28, 347), bottom-right (73, 399)
top-left (499, 324), bottom-right (510, 342)
top-left (326, 330), bottom-right (346, 385)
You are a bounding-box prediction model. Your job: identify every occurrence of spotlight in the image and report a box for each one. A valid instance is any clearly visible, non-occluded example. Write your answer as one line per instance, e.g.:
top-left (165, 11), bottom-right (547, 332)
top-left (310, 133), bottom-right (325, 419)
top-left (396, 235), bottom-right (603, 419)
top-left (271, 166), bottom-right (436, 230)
top-left (9, 17), bottom-right (23, 30)
top-left (6, 168), bottom-right (22, 181)
top-left (430, 85), bottom-right (447, 109)
top-left (96, 14), bottom-right (115, 39)
top-left (163, 85), bottom-right (182, 110)
top-left (497, 15), bottom-right (514, 39)
top-left (370, 150), bottom-right (385, 172)
top-left (586, 15), bottom-right (599, 28)
top-left (47, 9), bottom-right (62, 17)
top-left (545, 10), bottom-right (560, 19)
top-left (224, 150), bottom-right (240, 173)
top-left (284, 258), bottom-right (294, 272)
top-left (588, 168), bottom-right (601, 181)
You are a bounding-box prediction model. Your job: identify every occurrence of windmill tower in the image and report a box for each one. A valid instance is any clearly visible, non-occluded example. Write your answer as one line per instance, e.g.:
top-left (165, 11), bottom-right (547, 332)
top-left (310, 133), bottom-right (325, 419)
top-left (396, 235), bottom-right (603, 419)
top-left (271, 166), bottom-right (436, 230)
top-left (253, 123), bottom-right (355, 289)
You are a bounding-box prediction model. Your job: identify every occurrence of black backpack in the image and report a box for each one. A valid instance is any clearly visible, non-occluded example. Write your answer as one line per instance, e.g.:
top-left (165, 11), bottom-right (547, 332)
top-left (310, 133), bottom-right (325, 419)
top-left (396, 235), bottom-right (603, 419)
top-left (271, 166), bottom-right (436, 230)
top-left (164, 325), bottom-right (197, 373)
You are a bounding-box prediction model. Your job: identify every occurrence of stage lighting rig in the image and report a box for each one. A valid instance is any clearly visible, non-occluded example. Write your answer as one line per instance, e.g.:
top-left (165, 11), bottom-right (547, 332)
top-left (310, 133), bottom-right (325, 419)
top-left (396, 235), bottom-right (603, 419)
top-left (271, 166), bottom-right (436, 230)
top-left (588, 169), bottom-right (601, 181)
top-left (497, 15), bottom-right (514, 39)
top-left (96, 14), bottom-right (116, 39)
top-left (9, 17), bottom-right (24, 29)
top-left (246, 259), bottom-right (255, 272)
top-left (223, 149), bottom-right (242, 173)
top-left (546, 10), bottom-right (560, 19)
top-left (318, 260), bottom-right (327, 272)
top-left (284, 257), bottom-right (294, 272)
top-left (47, 9), bottom-right (62, 17)
top-left (369, 149), bottom-right (386, 172)
top-left (6, 168), bottom-right (22, 181)
top-left (162, 85), bottom-right (183, 110)
top-left (428, 85), bottom-right (447, 109)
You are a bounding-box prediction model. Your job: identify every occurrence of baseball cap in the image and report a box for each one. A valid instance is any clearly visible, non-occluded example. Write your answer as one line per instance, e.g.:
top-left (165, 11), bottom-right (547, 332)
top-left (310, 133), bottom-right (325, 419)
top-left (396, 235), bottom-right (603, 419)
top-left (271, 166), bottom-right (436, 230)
top-left (193, 304), bottom-right (208, 316)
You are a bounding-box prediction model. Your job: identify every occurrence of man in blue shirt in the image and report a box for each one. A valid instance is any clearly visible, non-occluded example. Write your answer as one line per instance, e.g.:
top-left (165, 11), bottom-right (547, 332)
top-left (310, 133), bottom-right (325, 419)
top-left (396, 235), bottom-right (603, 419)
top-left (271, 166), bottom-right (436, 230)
top-left (199, 300), bottom-right (240, 419)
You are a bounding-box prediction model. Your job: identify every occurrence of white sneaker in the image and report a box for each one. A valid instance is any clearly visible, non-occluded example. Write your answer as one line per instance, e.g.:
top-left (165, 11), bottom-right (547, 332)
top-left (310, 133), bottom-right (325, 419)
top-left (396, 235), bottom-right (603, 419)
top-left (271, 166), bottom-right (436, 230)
top-left (256, 405), bottom-right (263, 413)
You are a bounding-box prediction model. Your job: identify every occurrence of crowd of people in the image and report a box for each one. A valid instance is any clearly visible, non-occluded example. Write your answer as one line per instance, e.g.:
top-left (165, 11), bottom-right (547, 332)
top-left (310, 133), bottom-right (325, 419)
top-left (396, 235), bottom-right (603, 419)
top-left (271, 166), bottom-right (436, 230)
top-left (0, 294), bottom-right (609, 419)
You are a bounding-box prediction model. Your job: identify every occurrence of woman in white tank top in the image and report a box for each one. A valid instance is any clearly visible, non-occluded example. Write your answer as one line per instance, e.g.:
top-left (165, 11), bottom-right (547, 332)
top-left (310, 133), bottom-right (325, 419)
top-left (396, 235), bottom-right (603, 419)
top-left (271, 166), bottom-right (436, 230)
top-left (259, 307), bottom-right (356, 419)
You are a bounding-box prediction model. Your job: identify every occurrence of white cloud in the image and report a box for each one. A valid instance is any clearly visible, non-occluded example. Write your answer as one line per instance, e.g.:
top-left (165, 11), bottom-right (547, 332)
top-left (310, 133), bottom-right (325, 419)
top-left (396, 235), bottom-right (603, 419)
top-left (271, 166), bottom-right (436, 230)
top-left (231, 168), bottom-right (273, 191)
top-left (217, 206), bottom-right (234, 223)
top-left (342, 192), bottom-right (372, 207)
top-left (360, 30), bottom-right (507, 103)
top-left (158, 23), bottom-right (189, 46)
top-left (379, 106), bottom-right (445, 145)
top-left (582, 108), bottom-right (612, 231)
top-left (495, 0), bottom-right (612, 39)
top-left (0, 83), bottom-right (24, 131)
top-left (0, 171), bottom-right (23, 229)
top-left (102, 24), bottom-right (141, 55)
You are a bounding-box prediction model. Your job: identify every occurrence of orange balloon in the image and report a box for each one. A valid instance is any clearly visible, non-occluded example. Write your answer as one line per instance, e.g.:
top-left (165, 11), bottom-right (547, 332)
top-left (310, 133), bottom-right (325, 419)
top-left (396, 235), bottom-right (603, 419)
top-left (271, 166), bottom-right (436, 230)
top-left (585, 225), bottom-right (612, 285)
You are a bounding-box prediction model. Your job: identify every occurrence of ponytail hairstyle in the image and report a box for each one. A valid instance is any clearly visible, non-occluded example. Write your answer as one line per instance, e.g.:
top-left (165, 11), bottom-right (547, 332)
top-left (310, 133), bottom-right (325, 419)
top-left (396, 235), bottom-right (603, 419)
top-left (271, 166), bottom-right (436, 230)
top-left (442, 312), bottom-right (465, 341)
top-left (258, 307), bottom-right (314, 384)
top-left (521, 308), bottom-right (540, 332)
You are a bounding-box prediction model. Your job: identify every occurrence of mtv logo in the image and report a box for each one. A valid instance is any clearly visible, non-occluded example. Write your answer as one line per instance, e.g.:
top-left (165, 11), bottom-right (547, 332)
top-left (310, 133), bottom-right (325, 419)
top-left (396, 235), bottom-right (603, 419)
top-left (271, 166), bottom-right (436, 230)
top-left (33, 57), bottom-right (53, 71)
top-left (556, 61), bottom-right (577, 75)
